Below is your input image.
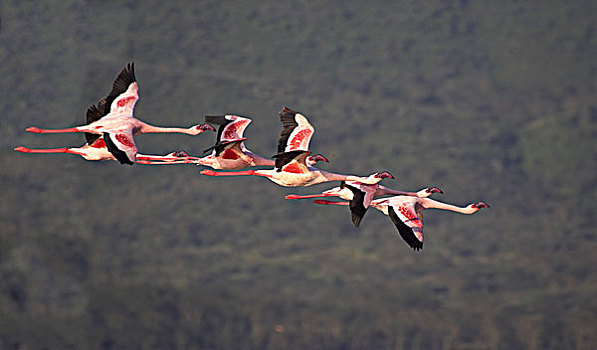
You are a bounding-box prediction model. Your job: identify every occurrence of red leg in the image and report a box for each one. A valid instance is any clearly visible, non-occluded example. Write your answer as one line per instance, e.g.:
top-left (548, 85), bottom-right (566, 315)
top-left (200, 169), bottom-right (258, 176)
top-left (285, 193), bottom-right (331, 200)
top-left (313, 200), bottom-right (349, 206)
top-left (26, 126), bottom-right (81, 133)
top-left (14, 146), bottom-right (84, 155)
top-left (136, 160), bottom-right (194, 165)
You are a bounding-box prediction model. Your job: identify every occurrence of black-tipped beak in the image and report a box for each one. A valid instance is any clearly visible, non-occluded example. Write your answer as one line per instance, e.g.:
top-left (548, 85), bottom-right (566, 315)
top-left (428, 187), bottom-right (443, 194)
top-left (199, 123), bottom-right (216, 132)
top-left (376, 171), bottom-right (394, 179)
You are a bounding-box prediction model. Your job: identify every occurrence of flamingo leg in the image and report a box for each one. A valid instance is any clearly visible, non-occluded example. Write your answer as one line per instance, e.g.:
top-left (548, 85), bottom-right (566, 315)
top-left (26, 126), bottom-right (82, 133)
top-left (14, 146), bottom-right (85, 156)
top-left (137, 160), bottom-right (195, 165)
top-left (285, 193), bottom-right (332, 200)
top-left (136, 155), bottom-right (202, 161)
top-left (313, 200), bottom-right (349, 206)
top-left (200, 169), bottom-right (267, 177)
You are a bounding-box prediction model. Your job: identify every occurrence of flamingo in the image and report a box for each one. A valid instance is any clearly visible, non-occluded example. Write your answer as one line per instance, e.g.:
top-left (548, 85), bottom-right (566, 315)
top-left (13, 141), bottom-right (192, 165)
top-left (24, 62), bottom-right (215, 165)
top-left (200, 107), bottom-right (393, 186)
top-left (314, 195), bottom-right (489, 251)
top-left (286, 181), bottom-right (443, 227)
top-left (194, 114), bottom-right (292, 169)
top-left (138, 114), bottom-right (327, 168)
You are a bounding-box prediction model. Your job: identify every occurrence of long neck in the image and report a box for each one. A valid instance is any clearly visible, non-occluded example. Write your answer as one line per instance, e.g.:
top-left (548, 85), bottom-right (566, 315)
top-left (244, 150), bottom-right (275, 166)
top-left (317, 170), bottom-right (352, 182)
top-left (138, 122), bottom-right (193, 135)
top-left (375, 185), bottom-right (416, 197)
top-left (420, 198), bottom-right (478, 214)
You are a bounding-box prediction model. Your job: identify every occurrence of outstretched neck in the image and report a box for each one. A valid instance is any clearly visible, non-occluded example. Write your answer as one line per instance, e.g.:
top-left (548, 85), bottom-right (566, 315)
top-left (244, 151), bottom-right (275, 166)
top-left (138, 123), bottom-right (195, 135)
top-left (420, 198), bottom-right (479, 214)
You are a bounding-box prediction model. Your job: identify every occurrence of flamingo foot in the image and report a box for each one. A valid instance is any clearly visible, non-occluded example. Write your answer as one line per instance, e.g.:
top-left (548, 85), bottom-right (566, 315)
top-left (26, 127), bottom-right (43, 133)
top-left (200, 169), bottom-right (218, 176)
top-left (14, 146), bottom-right (31, 153)
top-left (313, 199), bottom-right (349, 206)
top-left (472, 201), bottom-right (490, 209)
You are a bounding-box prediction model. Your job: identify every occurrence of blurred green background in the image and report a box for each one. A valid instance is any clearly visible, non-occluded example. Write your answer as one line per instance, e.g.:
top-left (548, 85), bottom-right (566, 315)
top-left (1, 1), bottom-right (595, 349)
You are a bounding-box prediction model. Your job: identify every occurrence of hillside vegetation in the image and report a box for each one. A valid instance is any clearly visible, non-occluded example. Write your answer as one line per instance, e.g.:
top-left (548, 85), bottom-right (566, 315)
top-left (1, 1), bottom-right (595, 349)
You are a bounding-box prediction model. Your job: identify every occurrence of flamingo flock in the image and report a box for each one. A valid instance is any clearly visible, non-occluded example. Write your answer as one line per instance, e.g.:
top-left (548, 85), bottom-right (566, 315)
top-left (15, 62), bottom-right (489, 251)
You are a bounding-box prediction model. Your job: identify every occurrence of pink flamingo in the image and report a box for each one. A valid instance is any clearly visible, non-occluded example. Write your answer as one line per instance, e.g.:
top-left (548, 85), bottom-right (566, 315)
top-left (13, 140), bottom-right (193, 165)
top-left (24, 63), bottom-right (215, 165)
top-left (139, 114), bottom-right (326, 168)
top-left (314, 195), bottom-right (489, 251)
top-left (286, 181), bottom-right (443, 227)
top-left (200, 107), bottom-right (392, 186)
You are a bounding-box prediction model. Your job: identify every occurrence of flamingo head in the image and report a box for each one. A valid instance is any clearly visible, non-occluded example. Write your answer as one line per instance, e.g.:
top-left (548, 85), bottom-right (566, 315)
top-left (190, 123), bottom-right (216, 134)
top-left (171, 150), bottom-right (190, 157)
top-left (416, 186), bottom-right (443, 198)
top-left (426, 187), bottom-right (443, 194)
top-left (374, 171), bottom-right (394, 180)
top-left (471, 201), bottom-right (490, 209)
top-left (306, 153), bottom-right (329, 165)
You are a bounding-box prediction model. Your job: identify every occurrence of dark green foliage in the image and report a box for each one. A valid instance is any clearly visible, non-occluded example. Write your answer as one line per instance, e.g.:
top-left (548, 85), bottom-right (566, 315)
top-left (1, 0), bottom-right (596, 349)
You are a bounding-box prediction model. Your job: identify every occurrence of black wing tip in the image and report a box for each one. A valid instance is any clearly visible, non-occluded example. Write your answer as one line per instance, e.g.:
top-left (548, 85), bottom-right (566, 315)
top-left (388, 206), bottom-right (424, 252)
top-left (351, 213), bottom-right (363, 228)
top-left (103, 132), bottom-right (134, 165)
top-left (204, 115), bottom-right (229, 124)
top-left (279, 106), bottom-right (297, 116)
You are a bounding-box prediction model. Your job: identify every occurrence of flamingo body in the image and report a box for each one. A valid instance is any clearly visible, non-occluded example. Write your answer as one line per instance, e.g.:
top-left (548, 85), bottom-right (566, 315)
top-left (371, 196), bottom-right (489, 251)
top-left (24, 63), bottom-right (214, 165)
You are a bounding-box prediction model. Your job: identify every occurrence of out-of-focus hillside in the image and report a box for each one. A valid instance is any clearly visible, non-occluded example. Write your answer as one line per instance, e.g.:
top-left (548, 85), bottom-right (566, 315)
top-left (1, 1), bottom-right (595, 349)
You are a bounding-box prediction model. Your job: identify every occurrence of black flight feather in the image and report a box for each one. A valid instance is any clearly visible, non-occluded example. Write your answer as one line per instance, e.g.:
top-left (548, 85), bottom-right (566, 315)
top-left (103, 132), bottom-right (133, 165)
top-left (272, 150), bottom-right (310, 171)
top-left (102, 62), bottom-right (136, 114)
top-left (84, 101), bottom-right (107, 145)
top-left (388, 206), bottom-right (423, 251)
top-left (277, 107), bottom-right (299, 154)
top-left (204, 115), bottom-right (233, 144)
top-left (342, 184), bottom-right (368, 227)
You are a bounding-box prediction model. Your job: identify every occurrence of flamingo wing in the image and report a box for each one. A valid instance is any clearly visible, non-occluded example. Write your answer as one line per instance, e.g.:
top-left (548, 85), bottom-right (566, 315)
top-left (273, 150), bottom-right (311, 174)
top-left (84, 100), bottom-right (108, 144)
top-left (103, 131), bottom-right (137, 165)
top-left (213, 139), bottom-right (247, 159)
top-left (277, 107), bottom-right (315, 153)
top-left (104, 62), bottom-right (138, 116)
top-left (341, 182), bottom-right (369, 227)
top-left (387, 203), bottom-right (424, 251)
top-left (205, 115), bottom-right (252, 142)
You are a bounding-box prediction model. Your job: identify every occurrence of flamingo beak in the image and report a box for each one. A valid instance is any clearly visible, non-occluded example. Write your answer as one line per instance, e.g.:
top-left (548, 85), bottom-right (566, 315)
top-left (427, 187), bottom-right (443, 194)
top-left (375, 171), bottom-right (394, 179)
top-left (309, 154), bottom-right (328, 163)
top-left (472, 201), bottom-right (490, 209)
top-left (174, 150), bottom-right (189, 157)
top-left (197, 123), bottom-right (216, 132)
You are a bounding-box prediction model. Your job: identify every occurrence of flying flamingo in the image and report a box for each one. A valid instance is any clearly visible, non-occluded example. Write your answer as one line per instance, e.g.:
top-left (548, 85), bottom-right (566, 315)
top-left (200, 107), bottom-right (393, 186)
top-left (286, 181), bottom-right (443, 227)
top-left (24, 62), bottom-right (215, 165)
top-left (314, 195), bottom-right (489, 251)
top-left (14, 142), bottom-right (193, 165)
top-left (140, 114), bottom-right (327, 168)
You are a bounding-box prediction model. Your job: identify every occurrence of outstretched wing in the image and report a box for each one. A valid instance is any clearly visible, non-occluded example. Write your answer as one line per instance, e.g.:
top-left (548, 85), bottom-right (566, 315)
top-left (104, 63), bottom-right (138, 116)
top-left (204, 115), bottom-right (252, 155)
top-left (205, 115), bottom-right (252, 142)
top-left (213, 139), bottom-right (247, 159)
top-left (277, 107), bottom-right (315, 153)
top-left (84, 99), bottom-right (108, 144)
top-left (103, 131), bottom-right (137, 165)
top-left (273, 150), bottom-right (311, 174)
top-left (342, 183), bottom-right (368, 227)
top-left (388, 204), bottom-right (424, 251)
